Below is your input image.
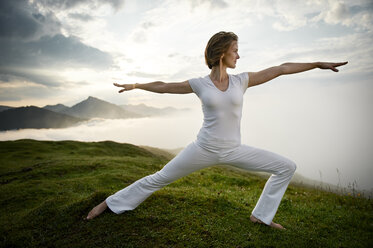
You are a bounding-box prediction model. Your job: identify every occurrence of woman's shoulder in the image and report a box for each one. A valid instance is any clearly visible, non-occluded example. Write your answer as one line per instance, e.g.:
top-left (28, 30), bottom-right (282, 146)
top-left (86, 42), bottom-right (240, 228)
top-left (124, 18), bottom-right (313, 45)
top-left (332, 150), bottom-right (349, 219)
top-left (191, 74), bottom-right (209, 80)
top-left (230, 72), bottom-right (249, 92)
top-left (188, 75), bottom-right (209, 84)
top-left (188, 75), bottom-right (210, 94)
top-left (230, 72), bottom-right (249, 80)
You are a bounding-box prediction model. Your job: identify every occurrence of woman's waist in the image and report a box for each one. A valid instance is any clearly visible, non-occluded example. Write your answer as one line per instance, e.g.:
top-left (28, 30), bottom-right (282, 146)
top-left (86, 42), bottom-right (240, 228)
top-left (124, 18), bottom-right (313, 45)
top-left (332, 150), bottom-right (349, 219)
top-left (197, 128), bottom-right (240, 142)
top-left (196, 132), bottom-right (241, 150)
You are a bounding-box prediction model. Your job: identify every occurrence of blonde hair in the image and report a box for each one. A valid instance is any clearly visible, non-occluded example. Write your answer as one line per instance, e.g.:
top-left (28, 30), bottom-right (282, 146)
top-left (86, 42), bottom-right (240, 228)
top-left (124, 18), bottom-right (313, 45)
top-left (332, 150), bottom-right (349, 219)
top-left (204, 31), bottom-right (238, 69)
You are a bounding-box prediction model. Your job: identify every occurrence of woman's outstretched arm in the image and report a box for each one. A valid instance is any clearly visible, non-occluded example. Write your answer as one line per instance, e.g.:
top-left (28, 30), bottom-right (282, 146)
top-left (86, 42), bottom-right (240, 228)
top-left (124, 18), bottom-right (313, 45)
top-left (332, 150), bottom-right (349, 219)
top-left (113, 80), bottom-right (193, 94)
top-left (247, 61), bottom-right (348, 88)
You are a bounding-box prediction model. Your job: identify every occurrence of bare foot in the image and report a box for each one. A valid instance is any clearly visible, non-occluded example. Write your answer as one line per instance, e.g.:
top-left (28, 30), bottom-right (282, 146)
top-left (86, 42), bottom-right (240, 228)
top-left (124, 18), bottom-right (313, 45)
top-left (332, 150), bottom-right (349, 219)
top-left (250, 215), bottom-right (285, 230)
top-left (86, 201), bottom-right (108, 220)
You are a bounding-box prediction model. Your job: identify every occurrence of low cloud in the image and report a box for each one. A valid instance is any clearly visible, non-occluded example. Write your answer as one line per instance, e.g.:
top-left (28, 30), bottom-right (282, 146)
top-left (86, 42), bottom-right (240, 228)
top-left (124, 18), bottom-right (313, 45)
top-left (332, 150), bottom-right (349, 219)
top-left (0, 107), bottom-right (372, 193)
top-left (0, 81), bottom-right (56, 102)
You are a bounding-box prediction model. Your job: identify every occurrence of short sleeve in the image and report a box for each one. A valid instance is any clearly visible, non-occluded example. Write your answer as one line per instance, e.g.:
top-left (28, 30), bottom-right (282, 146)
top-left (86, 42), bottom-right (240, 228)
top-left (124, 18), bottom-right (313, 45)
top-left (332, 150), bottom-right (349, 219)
top-left (188, 77), bottom-right (202, 97)
top-left (237, 72), bottom-right (249, 93)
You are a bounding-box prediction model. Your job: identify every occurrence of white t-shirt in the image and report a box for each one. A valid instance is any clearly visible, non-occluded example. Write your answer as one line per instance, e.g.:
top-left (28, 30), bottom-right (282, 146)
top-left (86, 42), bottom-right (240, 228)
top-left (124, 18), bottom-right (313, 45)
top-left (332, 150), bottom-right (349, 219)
top-left (188, 72), bottom-right (249, 151)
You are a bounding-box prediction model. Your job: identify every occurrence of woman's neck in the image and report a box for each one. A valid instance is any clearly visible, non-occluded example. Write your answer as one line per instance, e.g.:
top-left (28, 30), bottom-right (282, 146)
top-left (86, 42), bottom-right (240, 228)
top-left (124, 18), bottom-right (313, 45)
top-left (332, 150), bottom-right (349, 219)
top-left (210, 66), bottom-right (228, 83)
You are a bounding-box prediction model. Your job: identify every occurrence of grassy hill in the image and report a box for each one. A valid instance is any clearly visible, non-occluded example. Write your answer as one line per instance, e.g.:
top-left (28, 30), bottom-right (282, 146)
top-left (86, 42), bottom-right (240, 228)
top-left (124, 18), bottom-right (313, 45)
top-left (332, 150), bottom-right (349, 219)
top-left (0, 140), bottom-right (372, 248)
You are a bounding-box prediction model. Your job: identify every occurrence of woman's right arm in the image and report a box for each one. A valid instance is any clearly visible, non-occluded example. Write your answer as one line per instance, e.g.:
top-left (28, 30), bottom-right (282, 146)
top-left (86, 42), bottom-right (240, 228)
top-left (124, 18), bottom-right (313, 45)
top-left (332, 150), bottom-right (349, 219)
top-left (113, 81), bottom-right (193, 94)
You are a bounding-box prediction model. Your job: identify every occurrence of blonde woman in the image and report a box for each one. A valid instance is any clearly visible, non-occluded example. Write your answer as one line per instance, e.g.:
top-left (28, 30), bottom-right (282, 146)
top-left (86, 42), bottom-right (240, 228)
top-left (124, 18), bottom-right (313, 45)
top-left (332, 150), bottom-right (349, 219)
top-left (87, 31), bottom-right (347, 229)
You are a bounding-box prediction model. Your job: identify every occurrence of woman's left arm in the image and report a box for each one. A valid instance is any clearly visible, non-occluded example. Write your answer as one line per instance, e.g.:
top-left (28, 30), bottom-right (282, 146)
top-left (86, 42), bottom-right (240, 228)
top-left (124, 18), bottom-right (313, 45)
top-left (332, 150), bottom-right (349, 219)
top-left (248, 61), bottom-right (348, 88)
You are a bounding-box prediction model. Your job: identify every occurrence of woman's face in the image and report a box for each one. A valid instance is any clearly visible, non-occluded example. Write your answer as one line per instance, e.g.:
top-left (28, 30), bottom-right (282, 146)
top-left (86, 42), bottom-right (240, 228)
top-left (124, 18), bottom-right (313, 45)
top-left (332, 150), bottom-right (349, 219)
top-left (222, 41), bottom-right (240, 68)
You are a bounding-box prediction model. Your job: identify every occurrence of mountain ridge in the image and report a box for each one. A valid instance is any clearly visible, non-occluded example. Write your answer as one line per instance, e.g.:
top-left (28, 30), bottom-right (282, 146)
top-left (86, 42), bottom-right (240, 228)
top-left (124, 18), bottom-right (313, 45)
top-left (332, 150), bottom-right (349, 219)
top-left (0, 106), bottom-right (85, 131)
top-left (59, 96), bottom-right (142, 119)
top-left (0, 96), bottom-right (188, 131)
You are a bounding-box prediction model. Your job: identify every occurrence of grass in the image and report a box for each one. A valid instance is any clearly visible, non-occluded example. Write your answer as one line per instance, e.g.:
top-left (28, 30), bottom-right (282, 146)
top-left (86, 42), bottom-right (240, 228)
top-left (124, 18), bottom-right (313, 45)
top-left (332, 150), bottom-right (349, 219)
top-left (0, 139), bottom-right (372, 248)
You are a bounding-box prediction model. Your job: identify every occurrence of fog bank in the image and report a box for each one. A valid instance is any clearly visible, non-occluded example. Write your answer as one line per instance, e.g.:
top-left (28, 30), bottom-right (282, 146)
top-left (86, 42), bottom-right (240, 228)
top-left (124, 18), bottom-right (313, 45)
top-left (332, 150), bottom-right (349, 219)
top-left (1, 80), bottom-right (372, 195)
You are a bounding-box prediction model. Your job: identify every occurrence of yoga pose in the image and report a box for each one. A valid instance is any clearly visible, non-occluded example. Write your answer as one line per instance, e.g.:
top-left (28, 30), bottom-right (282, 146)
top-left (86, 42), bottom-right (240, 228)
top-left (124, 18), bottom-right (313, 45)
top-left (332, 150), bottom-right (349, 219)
top-left (87, 31), bottom-right (347, 229)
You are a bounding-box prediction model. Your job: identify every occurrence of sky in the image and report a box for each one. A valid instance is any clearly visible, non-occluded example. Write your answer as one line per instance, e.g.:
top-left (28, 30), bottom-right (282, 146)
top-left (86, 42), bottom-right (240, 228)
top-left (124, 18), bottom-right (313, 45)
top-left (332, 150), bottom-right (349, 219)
top-left (1, 0), bottom-right (372, 108)
top-left (0, 0), bottom-right (373, 193)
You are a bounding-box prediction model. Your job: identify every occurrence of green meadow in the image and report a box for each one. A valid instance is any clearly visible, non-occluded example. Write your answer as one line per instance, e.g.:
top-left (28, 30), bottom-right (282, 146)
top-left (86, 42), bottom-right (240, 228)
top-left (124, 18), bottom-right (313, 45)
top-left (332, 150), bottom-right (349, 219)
top-left (0, 140), bottom-right (372, 248)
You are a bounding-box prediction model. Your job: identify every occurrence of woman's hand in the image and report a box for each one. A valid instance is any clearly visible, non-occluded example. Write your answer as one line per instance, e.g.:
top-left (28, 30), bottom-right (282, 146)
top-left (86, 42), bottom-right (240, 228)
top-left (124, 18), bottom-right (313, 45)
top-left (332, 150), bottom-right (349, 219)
top-left (113, 83), bottom-right (137, 93)
top-left (317, 61), bottom-right (348, 72)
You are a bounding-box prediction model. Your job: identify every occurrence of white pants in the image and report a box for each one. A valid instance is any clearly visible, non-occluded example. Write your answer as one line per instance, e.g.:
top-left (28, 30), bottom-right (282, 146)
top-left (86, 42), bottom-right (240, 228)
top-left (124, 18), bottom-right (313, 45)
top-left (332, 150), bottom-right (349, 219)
top-left (106, 141), bottom-right (296, 225)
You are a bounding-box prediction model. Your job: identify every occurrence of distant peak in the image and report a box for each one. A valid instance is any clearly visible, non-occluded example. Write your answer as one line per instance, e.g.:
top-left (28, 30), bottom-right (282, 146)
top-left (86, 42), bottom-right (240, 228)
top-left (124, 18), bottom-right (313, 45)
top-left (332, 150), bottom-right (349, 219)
top-left (83, 96), bottom-right (114, 106)
top-left (86, 96), bottom-right (104, 102)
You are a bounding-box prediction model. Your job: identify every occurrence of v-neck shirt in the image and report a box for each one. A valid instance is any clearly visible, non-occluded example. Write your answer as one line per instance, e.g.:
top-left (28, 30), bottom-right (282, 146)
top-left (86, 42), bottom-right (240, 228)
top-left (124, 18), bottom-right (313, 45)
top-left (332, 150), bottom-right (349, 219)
top-left (188, 72), bottom-right (249, 151)
top-left (207, 75), bottom-right (230, 92)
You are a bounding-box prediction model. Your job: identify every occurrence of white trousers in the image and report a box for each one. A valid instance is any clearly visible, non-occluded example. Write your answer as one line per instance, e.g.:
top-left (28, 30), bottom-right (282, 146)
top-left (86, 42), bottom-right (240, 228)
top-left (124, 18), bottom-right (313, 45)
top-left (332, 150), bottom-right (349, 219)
top-left (106, 141), bottom-right (296, 225)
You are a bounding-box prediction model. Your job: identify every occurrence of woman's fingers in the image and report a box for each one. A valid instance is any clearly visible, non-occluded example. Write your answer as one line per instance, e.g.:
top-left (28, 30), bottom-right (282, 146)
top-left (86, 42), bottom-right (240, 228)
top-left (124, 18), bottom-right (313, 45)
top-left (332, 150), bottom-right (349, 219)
top-left (114, 83), bottom-right (133, 93)
top-left (114, 83), bottom-right (128, 92)
top-left (331, 62), bottom-right (348, 72)
top-left (336, 61), bottom-right (348, 66)
top-left (319, 61), bottom-right (348, 72)
top-left (333, 61), bottom-right (348, 68)
top-left (118, 87), bottom-right (128, 93)
top-left (329, 64), bottom-right (339, 72)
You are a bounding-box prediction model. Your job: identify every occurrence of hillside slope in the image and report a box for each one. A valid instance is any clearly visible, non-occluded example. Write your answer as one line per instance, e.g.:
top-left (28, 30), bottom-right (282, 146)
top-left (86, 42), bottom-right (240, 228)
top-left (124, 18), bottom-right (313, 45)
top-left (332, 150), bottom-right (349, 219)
top-left (0, 105), bottom-right (14, 112)
top-left (0, 140), bottom-right (372, 248)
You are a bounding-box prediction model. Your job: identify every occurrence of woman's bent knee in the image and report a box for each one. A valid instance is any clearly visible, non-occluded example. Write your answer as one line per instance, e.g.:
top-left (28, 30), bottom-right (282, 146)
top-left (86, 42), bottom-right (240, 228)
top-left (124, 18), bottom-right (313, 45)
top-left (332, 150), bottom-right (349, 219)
top-left (286, 160), bottom-right (297, 175)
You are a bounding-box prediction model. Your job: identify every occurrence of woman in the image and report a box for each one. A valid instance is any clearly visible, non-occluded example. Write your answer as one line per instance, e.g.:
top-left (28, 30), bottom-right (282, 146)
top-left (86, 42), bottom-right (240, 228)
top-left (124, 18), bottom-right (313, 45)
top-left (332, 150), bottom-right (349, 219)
top-left (87, 31), bottom-right (347, 229)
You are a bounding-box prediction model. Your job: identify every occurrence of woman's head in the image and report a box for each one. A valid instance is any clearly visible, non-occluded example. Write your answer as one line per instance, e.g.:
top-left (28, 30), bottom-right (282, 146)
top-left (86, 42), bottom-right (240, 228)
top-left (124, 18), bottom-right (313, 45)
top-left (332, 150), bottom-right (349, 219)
top-left (205, 31), bottom-right (238, 69)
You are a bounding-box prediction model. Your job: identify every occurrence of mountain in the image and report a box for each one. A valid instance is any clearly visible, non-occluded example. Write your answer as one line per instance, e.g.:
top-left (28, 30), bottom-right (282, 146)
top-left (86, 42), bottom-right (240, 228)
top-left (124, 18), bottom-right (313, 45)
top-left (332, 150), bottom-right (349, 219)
top-left (43, 103), bottom-right (70, 113)
top-left (120, 103), bottom-right (189, 117)
top-left (59, 96), bottom-right (142, 119)
top-left (0, 97), bottom-right (187, 131)
top-left (0, 105), bottom-right (14, 112)
top-left (0, 106), bottom-right (85, 131)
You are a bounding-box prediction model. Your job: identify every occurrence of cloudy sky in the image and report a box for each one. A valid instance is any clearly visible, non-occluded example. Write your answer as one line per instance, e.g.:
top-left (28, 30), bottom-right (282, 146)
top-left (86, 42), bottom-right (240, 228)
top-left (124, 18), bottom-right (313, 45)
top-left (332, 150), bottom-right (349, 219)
top-left (1, 0), bottom-right (373, 191)
top-left (0, 0), bottom-right (372, 108)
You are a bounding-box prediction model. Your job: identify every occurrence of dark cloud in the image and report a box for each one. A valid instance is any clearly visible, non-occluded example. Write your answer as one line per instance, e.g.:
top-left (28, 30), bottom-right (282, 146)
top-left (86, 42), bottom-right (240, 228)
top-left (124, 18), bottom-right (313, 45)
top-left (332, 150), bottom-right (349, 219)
top-left (0, 0), bottom-right (113, 88)
top-left (0, 0), bottom-right (61, 40)
top-left (0, 34), bottom-right (112, 86)
top-left (0, 70), bottom-right (62, 87)
top-left (0, 35), bottom-right (112, 69)
top-left (0, 74), bottom-right (11, 83)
